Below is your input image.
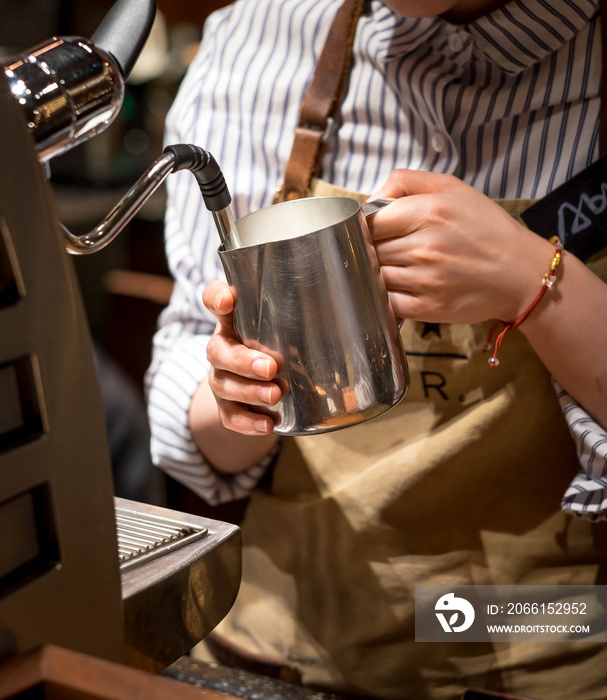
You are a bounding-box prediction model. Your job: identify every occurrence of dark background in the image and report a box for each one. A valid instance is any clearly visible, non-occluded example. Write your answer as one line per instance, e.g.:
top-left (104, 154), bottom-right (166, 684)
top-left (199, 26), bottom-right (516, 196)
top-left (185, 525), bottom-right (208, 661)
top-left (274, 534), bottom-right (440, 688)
top-left (0, 0), bottom-right (243, 518)
top-left (0, 0), bottom-right (227, 386)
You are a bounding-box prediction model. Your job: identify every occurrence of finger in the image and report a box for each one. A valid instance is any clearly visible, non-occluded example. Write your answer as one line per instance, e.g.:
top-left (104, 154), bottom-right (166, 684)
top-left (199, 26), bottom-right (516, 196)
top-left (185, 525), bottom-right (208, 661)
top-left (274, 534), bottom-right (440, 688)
top-left (215, 396), bottom-right (276, 435)
top-left (380, 264), bottom-right (446, 302)
top-left (367, 195), bottom-right (432, 242)
top-left (386, 290), bottom-right (429, 323)
top-left (207, 332), bottom-right (278, 381)
top-left (370, 169), bottom-right (465, 200)
top-left (211, 368), bottom-right (282, 407)
top-left (373, 234), bottom-right (425, 265)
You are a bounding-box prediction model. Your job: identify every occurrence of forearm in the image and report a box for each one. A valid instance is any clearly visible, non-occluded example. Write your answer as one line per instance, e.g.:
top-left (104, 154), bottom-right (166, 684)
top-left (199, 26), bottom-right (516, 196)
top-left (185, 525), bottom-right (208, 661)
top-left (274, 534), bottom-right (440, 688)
top-left (519, 251), bottom-right (607, 428)
top-left (189, 375), bottom-right (280, 473)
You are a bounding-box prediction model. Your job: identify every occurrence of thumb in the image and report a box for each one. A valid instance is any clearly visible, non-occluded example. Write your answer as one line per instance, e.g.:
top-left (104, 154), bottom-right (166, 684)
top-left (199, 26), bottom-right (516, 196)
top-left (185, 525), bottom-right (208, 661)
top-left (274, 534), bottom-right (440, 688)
top-left (203, 280), bottom-right (237, 336)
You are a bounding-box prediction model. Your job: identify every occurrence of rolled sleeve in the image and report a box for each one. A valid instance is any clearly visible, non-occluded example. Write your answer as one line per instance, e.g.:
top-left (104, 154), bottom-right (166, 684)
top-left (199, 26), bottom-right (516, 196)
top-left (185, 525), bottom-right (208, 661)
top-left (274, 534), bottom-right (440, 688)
top-left (555, 380), bottom-right (607, 521)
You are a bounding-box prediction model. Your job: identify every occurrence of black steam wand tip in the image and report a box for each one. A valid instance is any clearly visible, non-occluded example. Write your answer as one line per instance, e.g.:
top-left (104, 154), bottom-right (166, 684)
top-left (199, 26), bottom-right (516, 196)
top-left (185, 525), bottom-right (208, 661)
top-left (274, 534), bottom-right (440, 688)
top-left (163, 144), bottom-right (240, 248)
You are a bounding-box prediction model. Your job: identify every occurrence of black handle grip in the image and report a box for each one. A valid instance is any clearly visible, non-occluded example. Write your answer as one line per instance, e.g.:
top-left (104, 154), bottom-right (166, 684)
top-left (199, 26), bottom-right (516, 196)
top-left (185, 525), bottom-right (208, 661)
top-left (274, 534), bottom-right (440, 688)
top-left (92, 0), bottom-right (157, 79)
top-left (164, 144), bottom-right (232, 212)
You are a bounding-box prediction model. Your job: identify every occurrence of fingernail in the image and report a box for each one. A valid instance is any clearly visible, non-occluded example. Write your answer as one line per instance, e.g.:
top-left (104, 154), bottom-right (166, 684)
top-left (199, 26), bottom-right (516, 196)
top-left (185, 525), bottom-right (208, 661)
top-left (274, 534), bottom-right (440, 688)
top-left (252, 358), bottom-right (271, 378)
top-left (257, 386), bottom-right (274, 405)
top-left (254, 418), bottom-right (271, 433)
top-left (213, 290), bottom-right (224, 308)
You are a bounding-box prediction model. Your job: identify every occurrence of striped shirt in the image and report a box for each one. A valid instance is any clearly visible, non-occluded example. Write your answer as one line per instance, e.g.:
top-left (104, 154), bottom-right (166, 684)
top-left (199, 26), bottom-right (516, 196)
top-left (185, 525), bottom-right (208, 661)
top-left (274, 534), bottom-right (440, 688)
top-left (146, 0), bottom-right (606, 517)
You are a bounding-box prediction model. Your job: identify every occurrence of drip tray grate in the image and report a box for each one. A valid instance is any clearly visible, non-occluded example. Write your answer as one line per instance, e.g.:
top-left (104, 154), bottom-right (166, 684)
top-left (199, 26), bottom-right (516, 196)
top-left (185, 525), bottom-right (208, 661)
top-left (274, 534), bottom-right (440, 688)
top-left (116, 505), bottom-right (207, 572)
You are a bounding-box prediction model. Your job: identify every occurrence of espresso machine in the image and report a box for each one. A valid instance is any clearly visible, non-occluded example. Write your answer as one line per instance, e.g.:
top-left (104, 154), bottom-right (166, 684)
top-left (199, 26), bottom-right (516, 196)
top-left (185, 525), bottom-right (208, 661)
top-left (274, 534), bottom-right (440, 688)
top-left (0, 0), bottom-right (241, 682)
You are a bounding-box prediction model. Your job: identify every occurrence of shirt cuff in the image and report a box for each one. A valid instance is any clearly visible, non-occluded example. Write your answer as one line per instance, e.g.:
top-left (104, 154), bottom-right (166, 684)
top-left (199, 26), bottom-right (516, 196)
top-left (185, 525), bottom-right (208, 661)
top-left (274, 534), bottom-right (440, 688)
top-left (554, 380), bottom-right (607, 521)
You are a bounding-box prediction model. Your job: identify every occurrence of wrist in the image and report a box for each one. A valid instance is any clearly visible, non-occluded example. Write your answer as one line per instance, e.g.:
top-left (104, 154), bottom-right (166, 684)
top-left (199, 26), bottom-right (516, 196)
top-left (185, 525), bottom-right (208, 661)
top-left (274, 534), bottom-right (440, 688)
top-left (507, 233), bottom-right (557, 320)
top-left (190, 376), bottom-right (279, 473)
top-left (484, 235), bottom-right (563, 367)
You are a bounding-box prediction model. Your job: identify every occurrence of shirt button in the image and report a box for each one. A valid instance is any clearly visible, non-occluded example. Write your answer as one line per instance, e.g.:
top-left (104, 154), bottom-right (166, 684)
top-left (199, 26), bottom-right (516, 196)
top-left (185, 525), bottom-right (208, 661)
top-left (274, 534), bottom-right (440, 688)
top-left (448, 31), bottom-right (465, 53)
top-left (431, 131), bottom-right (447, 152)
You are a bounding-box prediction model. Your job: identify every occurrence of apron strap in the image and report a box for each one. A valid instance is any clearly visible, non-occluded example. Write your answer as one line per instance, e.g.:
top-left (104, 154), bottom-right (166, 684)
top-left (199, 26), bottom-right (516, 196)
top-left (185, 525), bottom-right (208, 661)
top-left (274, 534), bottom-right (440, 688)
top-left (273, 0), bottom-right (364, 203)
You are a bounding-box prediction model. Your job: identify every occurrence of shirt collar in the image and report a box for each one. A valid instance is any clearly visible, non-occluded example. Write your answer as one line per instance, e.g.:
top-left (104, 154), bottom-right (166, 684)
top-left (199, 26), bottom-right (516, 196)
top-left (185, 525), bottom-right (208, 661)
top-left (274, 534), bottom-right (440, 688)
top-left (467, 0), bottom-right (599, 75)
top-left (374, 0), bottom-right (598, 74)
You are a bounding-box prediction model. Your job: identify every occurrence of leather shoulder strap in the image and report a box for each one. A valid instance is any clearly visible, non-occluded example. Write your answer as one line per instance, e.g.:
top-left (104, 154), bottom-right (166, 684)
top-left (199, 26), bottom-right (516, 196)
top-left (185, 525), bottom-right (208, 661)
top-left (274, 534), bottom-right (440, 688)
top-left (274, 0), bottom-right (364, 203)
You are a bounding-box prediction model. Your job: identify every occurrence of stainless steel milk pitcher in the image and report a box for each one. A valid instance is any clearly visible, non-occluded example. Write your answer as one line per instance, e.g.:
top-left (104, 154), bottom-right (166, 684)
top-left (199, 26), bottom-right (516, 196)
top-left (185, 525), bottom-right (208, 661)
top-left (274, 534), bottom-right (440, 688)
top-left (219, 196), bottom-right (409, 435)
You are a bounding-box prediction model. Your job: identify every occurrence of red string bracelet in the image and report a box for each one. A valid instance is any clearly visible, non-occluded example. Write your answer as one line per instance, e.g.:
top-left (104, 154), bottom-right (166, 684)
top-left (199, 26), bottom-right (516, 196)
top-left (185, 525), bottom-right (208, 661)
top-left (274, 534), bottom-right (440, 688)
top-left (482, 235), bottom-right (563, 368)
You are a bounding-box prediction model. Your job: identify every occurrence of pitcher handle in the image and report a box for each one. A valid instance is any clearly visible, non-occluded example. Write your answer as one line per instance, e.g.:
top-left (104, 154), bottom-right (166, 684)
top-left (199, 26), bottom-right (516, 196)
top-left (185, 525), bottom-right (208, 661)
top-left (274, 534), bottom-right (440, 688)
top-left (361, 199), bottom-right (392, 218)
top-left (361, 198), bottom-right (404, 329)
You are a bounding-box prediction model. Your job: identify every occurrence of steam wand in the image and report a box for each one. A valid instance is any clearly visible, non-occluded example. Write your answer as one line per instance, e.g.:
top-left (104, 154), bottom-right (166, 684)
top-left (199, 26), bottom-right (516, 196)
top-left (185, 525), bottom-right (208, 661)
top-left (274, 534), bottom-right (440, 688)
top-left (63, 144), bottom-right (240, 255)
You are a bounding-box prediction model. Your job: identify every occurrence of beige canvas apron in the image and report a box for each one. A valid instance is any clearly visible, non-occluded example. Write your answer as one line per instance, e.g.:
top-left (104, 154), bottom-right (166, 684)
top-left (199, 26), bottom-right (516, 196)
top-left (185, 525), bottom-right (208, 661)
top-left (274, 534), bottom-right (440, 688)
top-left (213, 179), bottom-right (607, 699)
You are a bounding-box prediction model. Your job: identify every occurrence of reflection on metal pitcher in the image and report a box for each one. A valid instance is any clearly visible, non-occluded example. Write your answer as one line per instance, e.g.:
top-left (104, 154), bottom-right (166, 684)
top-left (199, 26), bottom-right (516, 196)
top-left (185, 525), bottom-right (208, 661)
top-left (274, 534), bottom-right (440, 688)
top-left (219, 196), bottom-right (409, 436)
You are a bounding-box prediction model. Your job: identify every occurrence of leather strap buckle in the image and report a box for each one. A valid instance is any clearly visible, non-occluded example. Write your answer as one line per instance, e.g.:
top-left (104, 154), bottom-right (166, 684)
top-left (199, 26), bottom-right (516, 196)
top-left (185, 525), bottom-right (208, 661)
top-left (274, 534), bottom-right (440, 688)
top-left (299, 116), bottom-right (335, 144)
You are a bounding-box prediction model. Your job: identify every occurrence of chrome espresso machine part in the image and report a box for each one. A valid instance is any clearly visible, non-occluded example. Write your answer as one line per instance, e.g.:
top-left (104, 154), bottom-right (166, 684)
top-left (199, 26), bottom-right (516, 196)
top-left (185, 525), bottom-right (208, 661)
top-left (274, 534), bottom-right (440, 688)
top-left (3, 0), bottom-right (155, 163)
top-left (3, 0), bottom-right (239, 256)
top-left (0, 0), bottom-right (242, 674)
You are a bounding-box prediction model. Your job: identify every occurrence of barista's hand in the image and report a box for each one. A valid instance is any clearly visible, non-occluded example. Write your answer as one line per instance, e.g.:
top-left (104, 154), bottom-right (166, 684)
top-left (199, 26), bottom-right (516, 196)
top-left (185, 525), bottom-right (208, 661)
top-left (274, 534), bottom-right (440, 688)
top-left (368, 170), bottom-right (554, 324)
top-left (203, 280), bottom-right (281, 435)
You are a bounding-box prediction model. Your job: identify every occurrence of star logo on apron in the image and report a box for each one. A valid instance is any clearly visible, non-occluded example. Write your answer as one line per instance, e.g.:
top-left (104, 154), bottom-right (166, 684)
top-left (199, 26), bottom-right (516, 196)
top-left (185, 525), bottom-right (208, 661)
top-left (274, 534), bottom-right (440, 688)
top-left (420, 322), bottom-right (442, 339)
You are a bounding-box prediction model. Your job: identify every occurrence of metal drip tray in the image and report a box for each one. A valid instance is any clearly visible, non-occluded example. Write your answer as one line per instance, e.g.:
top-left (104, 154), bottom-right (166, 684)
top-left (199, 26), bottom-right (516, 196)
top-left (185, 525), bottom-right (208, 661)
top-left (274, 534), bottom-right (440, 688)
top-left (116, 498), bottom-right (241, 671)
top-left (116, 506), bottom-right (207, 573)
